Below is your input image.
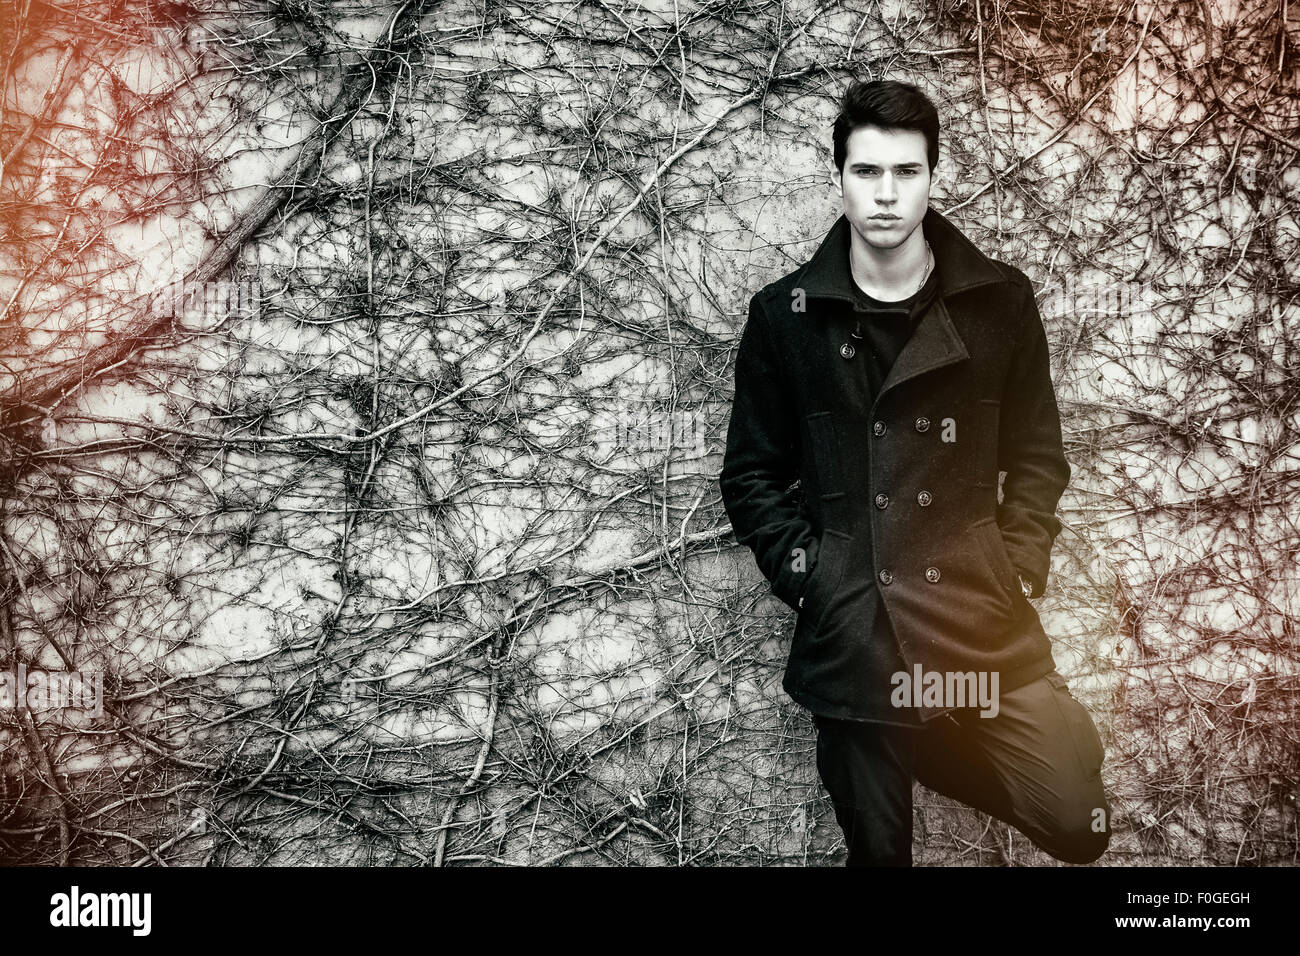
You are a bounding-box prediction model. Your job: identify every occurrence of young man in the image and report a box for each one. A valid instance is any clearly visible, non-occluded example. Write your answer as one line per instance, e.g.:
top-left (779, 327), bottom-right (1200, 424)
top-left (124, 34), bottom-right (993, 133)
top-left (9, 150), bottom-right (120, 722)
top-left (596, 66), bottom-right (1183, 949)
top-left (719, 79), bottom-right (1111, 866)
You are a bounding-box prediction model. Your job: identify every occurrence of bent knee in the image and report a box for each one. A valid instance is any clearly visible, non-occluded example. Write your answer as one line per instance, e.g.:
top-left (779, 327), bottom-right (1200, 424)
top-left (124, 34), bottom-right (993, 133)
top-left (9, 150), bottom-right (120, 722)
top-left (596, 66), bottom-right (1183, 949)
top-left (1043, 818), bottom-right (1111, 865)
top-left (1024, 793), bottom-right (1111, 864)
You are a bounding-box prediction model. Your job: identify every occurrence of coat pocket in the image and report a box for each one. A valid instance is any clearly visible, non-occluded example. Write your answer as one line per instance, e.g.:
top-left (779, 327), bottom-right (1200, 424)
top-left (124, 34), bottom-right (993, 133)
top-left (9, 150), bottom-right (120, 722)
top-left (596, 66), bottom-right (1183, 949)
top-left (798, 529), bottom-right (851, 633)
top-left (805, 412), bottom-right (844, 500)
top-left (969, 516), bottom-right (1017, 596)
top-left (975, 398), bottom-right (1001, 488)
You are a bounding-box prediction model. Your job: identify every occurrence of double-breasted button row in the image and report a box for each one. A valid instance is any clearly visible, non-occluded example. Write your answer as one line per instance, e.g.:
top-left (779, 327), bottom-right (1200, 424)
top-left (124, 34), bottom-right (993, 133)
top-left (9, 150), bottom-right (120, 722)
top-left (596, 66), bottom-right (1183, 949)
top-left (877, 567), bottom-right (942, 586)
top-left (872, 418), bottom-right (929, 433)
top-left (869, 490), bottom-right (933, 508)
top-left (871, 418), bottom-right (935, 589)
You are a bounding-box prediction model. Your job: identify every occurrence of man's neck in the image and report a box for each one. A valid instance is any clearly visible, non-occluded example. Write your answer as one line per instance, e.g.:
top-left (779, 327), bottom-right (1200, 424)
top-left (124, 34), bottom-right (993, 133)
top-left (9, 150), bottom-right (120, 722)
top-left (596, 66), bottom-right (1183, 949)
top-left (848, 223), bottom-right (929, 301)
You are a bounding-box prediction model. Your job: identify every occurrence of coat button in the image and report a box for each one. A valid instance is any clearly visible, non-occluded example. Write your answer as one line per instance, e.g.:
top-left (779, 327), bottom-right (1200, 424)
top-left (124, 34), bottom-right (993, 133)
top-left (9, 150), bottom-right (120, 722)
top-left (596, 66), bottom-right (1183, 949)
top-left (878, 568), bottom-right (893, 585)
top-left (917, 490), bottom-right (932, 506)
top-left (873, 420), bottom-right (886, 437)
top-left (840, 343), bottom-right (855, 359)
top-left (874, 492), bottom-right (889, 509)
top-left (914, 416), bottom-right (930, 432)
top-left (925, 566), bottom-right (940, 583)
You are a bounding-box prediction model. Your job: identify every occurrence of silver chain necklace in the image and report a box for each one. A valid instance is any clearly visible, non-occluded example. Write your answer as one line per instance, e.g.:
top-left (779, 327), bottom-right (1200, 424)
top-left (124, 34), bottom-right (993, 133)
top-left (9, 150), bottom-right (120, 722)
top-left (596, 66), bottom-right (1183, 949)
top-left (850, 241), bottom-right (933, 341)
top-left (861, 241), bottom-right (933, 300)
top-left (914, 240), bottom-right (934, 296)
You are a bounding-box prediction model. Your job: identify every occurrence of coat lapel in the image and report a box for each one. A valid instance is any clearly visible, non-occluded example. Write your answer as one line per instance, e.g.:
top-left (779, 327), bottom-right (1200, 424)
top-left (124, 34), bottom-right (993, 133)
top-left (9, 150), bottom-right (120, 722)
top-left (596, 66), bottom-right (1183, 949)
top-left (877, 294), bottom-right (967, 400)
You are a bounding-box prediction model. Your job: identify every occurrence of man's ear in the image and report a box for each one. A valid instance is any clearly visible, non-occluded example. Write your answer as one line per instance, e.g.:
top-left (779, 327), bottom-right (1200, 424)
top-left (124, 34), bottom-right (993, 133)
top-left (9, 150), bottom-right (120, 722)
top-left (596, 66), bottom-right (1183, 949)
top-left (830, 163), bottom-right (841, 196)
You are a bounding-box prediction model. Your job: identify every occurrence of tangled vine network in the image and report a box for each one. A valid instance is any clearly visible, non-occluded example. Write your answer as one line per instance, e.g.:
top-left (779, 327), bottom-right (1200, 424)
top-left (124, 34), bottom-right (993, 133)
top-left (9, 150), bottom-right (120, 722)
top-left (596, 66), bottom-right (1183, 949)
top-left (0, 0), bottom-right (1296, 865)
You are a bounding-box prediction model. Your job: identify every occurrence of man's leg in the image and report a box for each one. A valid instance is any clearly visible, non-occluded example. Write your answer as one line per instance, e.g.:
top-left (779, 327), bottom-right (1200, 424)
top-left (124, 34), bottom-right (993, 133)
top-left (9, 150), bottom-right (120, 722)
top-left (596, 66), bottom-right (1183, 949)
top-left (911, 671), bottom-right (1111, 864)
top-left (812, 712), bottom-right (918, 866)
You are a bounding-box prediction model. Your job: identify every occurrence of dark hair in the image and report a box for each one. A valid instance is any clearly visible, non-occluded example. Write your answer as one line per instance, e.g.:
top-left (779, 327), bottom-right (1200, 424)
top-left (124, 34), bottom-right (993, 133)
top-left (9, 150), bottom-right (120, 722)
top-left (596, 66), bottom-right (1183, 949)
top-left (833, 79), bottom-right (940, 174)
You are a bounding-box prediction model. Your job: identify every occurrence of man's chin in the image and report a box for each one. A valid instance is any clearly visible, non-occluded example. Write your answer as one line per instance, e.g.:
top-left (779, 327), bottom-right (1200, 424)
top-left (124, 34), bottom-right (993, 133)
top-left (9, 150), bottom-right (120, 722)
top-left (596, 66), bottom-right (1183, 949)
top-left (849, 218), bottom-right (919, 250)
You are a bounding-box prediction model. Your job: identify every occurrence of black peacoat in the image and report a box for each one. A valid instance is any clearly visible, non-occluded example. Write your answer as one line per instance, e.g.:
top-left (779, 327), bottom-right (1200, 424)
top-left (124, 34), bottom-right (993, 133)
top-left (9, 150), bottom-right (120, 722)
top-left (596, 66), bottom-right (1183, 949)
top-left (719, 206), bottom-right (1070, 722)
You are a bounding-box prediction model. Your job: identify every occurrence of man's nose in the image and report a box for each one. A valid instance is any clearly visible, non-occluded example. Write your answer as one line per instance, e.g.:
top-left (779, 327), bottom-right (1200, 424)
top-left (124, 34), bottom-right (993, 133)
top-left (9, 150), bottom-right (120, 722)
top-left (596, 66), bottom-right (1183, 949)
top-left (875, 172), bottom-right (897, 202)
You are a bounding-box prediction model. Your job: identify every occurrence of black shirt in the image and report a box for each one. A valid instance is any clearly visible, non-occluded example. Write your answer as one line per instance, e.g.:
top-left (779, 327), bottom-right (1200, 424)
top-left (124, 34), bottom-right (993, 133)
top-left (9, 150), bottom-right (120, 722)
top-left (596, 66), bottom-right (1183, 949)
top-left (848, 260), bottom-right (940, 402)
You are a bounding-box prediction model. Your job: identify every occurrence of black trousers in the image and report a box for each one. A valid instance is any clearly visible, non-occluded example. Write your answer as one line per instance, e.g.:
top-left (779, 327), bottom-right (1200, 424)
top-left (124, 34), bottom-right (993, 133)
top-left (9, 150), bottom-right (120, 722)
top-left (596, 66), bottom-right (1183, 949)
top-left (813, 670), bottom-right (1111, 866)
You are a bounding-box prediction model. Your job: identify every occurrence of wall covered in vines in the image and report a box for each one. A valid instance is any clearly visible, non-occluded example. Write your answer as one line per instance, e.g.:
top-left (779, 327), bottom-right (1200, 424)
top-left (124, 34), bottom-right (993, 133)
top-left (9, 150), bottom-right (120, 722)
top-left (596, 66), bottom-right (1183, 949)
top-left (0, 0), bottom-right (1296, 865)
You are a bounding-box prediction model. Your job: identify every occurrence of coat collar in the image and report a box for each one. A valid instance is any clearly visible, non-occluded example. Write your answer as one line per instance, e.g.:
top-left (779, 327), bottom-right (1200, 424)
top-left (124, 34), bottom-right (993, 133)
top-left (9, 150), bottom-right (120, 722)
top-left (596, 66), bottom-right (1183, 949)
top-left (792, 206), bottom-right (1009, 403)
top-left (793, 205), bottom-right (1006, 305)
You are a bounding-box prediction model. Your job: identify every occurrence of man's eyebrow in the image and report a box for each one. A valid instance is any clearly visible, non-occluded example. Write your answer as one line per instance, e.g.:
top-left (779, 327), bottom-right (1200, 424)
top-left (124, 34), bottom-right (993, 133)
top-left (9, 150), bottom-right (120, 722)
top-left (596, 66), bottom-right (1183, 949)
top-left (848, 161), bottom-right (924, 169)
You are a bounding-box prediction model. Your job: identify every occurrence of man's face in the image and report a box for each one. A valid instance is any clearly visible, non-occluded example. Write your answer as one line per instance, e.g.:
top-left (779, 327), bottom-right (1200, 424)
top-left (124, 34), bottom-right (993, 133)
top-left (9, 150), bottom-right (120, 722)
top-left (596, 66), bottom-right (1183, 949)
top-left (832, 124), bottom-right (931, 252)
